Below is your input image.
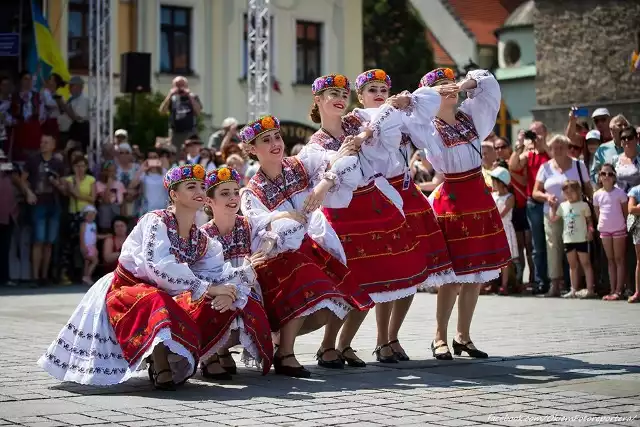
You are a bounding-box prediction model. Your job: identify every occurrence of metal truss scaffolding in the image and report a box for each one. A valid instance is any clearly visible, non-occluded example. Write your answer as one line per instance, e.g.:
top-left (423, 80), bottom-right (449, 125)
top-left (89, 0), bottom-right (113, 166)
top-left (247, 0), bottom-right (271, 121)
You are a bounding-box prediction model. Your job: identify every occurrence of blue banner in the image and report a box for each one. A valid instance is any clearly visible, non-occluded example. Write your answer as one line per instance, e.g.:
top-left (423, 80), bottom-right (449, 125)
top-left (0, 33), bottom-right (20, 57)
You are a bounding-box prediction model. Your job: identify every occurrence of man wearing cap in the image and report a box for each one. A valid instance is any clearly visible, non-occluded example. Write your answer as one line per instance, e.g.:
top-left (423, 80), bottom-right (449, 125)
top-left (590, 114), bottom-right (635, 184)
top-left (208, 117), bottom-right (240, 150)
top-left (159, 76), bottom-right (202, 151)
top-left (114, 129), bottom-right (128, 145)
top-left (591, 108), bottom-right (612, 142)
top-left (58, 76), bottom-right (89, 150)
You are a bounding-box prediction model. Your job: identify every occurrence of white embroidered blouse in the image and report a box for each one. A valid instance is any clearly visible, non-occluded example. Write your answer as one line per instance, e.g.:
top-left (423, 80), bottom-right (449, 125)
top-left (240, 149), bottom-right (359, 263)
top-left (118, 210), bottom-right (253, 309)
top-left (368, 69), bottom-right (501, 175)
top-left (308, 114), bottom-right (405, 210)
top-left (201, 216), bottom-right (264, 303)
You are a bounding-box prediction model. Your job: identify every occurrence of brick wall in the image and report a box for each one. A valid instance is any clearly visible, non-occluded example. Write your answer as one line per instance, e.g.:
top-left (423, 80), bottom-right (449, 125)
top-left (534, 0), bottom-right (640, 106)
top-left (532, 0), bottom-right (640, 131)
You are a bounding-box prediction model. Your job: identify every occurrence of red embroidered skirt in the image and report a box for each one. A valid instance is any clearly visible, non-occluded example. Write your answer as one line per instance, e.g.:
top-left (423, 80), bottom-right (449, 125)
top-left (255, 235), bottom-right (373, 331)
top-left (430, 168), bottom-right (511, 276)
top-left (105, 265), bottom-right (201, 366)
top-left (174, 291), bottom-right (273, 375)
top-left (388, 174), bottom-right (453, 276)
top-left (322, 181), bottom-right (429, 295)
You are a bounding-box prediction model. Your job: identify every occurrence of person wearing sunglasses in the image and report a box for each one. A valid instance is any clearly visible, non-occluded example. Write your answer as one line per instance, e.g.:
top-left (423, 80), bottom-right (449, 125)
top-left (590, 114), bottom-right (630, 185)
top-left (612, 127), bottom-right (640, 192)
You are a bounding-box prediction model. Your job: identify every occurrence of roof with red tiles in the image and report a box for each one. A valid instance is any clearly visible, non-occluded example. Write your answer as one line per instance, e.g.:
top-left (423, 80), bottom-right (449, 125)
top-left (425, 29), bottom-right (455, 66)
top-left (445, 0), bottom-right (514, 45)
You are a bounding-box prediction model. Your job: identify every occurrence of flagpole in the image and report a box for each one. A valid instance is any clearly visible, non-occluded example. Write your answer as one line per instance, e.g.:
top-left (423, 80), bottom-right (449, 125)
top-left (18, 0), bottom-right (23, 69)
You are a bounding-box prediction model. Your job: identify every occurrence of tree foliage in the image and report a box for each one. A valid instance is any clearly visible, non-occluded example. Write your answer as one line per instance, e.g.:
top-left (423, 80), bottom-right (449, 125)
top-left (113, 92), bottom-right (207, 152)
top-left (362, 0), bottom-right (434, 94)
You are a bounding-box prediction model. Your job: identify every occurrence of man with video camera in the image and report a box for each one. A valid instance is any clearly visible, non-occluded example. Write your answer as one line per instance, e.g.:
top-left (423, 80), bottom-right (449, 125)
top-left (509, 122), bottom-right (551, 294)
top-left (159, 76), bottom-right (202, 152)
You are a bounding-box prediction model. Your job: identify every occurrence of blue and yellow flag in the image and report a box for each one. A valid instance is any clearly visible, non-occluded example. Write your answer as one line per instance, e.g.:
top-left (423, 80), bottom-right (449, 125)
top-left (29, 0), bottom-right (71, 99)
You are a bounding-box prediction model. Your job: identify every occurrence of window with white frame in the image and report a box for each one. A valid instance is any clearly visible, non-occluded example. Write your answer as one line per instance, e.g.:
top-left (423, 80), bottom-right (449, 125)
top-left (295, 20), bottom-right (322, 84)
top-left (160, 5), bottom-right (192, 74)
top-left (242, 13), bottom-right (274, 78)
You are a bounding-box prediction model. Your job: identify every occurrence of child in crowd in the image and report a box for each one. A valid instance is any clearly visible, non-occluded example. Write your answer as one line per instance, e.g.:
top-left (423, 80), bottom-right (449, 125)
top-left (80, 205), bottom-right (99, 285)
top-left (550, 180), bottom-right (595, 298)
top-left (593, 163), bottom-right (628, 301)
top-left (490, 167), bottom-right (518, 295)
top-left (627, 184), bottom-right (640, 303)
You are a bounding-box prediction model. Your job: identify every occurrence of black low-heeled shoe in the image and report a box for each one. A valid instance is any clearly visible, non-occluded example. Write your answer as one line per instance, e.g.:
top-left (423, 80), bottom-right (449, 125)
top-left (274, 353), bottom-right (311, 378)
top-left (201, 355), bottom-right (233, 380)
top-left (431, 340), bottom-right (453, 360)
top-left (388, 339), bottom-right (410, 361)
top-left (373, 344), bottom-right (398, 363)
top-left (452, 339), bottom-right (488, 358)
top-left (340, 347), bottom-right (366, 368)
top-left (148, 366), bottom-right (176, 391)
top-left (218, 350), bottom-right (239, 374)
top-left (316, 348), bottom-right (344, 369)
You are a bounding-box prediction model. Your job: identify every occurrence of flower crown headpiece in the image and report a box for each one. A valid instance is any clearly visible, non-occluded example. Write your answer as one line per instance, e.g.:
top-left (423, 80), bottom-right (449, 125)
top-left (163, 164), bottom-right (206, 190)
top-left (355, 69), bottom-right (391, 92)
top-left (311, 74), bottom-right (351, 95)
top-left (419, 67), bottom-right (456, 88)
top-left (204, 167), bottom-right (242, 191)
top-left (239, 115), bottom-right (281, 144)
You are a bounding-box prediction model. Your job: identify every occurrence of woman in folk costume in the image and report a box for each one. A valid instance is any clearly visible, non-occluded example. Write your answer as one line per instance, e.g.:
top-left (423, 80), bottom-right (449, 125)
top-left (350, 69), bottom-right (456, 361)
top-left (38, 164), bottom-right (261, 390)
top-left (368, 67), bottom-right (510, 359)
top-left (240, 115), bottom-right (373, 378)
top-left (307, 74), bottom-right (431, 367)
top-left (179, 167), bottom-right (273, 380)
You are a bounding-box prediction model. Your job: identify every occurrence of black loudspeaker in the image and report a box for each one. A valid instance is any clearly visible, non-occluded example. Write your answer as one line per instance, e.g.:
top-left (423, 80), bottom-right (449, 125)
top-left (120, 52), bottom-right (151, 93)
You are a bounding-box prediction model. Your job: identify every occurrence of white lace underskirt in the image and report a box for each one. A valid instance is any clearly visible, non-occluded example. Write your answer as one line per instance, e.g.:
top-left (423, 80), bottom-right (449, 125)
top-left (37, 272), bottom-right (195, 386)
top-left (369, 285), bottom-right (418, 304)
top-left (419, 268), bottom-right (501, 289)
top-left (297, 297), bottom-right (351, 320)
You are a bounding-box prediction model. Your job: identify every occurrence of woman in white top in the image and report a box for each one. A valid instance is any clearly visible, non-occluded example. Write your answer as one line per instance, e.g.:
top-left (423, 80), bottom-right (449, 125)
top-left (38, 164), bottom-right (263, 390)
top-left (368, 68), bottom-right (510, 360)
top-left (532, 135), bottom-right (592, 296)
top-left (129, 151), bottom-right (169, 214)
top-left (240, 115), bottom-right (373, 378)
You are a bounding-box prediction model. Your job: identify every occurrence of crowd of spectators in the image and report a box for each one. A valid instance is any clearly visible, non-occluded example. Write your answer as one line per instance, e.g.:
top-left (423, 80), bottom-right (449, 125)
top-left (411, 108), bottom-right (640, 303)
top-left (2, 70), bottom-right (640, 305)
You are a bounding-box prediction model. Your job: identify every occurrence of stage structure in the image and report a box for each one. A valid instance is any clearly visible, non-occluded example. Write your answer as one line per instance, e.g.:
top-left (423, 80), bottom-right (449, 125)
top-left (89, 0), bottom-right (114, 166)
top-left (246, 0), bottom-right (271, 121)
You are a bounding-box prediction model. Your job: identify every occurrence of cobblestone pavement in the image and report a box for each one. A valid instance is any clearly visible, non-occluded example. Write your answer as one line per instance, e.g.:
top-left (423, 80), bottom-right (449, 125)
top-left (0, 286), bottom-right (638, 427)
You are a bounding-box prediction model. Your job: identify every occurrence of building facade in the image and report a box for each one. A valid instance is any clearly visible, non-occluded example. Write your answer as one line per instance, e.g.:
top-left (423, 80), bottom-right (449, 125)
top-left (494, 0), bottom-right (535, 141)
top-left (44, 0), bottom-right (363, 132)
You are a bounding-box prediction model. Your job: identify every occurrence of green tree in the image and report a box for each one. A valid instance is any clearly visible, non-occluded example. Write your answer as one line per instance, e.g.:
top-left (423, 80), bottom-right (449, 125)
top-left (362, 0), bottom-right (434, 94)
top-left (113, 92), bottom-right (208, 152)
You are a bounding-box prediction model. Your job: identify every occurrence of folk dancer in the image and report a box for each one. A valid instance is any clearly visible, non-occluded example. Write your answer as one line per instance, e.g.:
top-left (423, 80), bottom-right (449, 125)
top-left (178, 167), bottom-right (274, 380)
top-left (240, 115), bottom-right (374, 377)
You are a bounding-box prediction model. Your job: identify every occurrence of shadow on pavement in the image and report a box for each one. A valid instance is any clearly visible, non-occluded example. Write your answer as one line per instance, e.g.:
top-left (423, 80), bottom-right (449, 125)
top-left (47, 352), bottom-right (640, 402)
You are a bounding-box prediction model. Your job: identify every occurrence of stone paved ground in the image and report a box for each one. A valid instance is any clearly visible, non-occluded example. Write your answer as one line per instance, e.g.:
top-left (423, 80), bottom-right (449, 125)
top-left (0, 286), bottom-right (638, 427)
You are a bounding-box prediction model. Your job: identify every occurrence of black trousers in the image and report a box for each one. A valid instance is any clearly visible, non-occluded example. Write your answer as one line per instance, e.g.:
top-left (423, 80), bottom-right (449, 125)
top-left (0, 221), bottom-right (13, 284)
